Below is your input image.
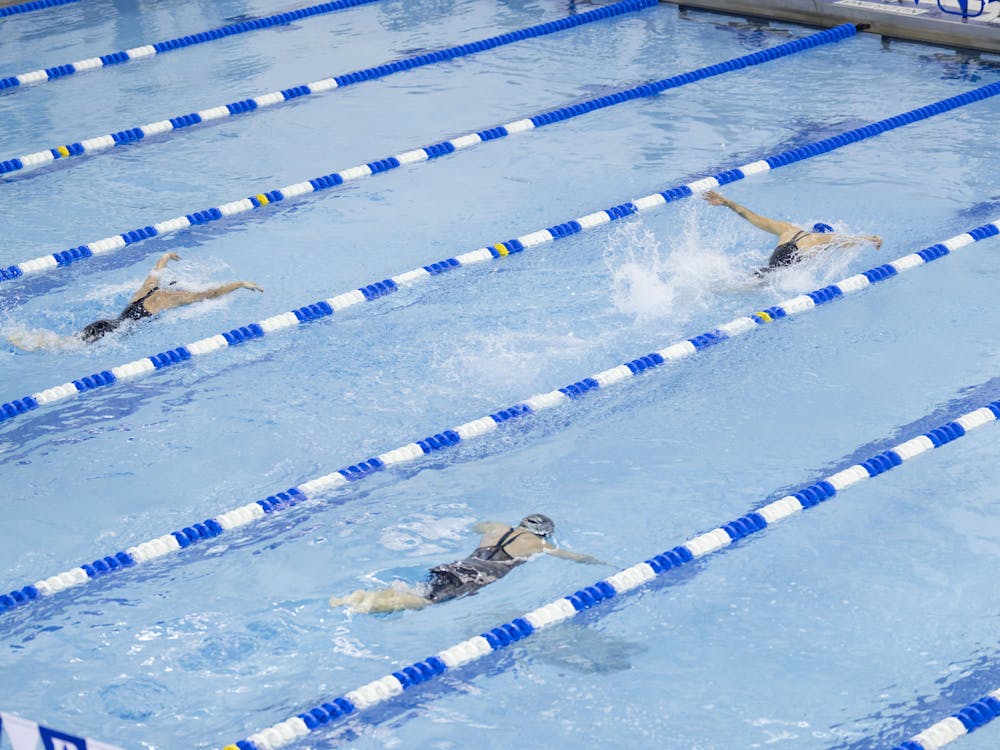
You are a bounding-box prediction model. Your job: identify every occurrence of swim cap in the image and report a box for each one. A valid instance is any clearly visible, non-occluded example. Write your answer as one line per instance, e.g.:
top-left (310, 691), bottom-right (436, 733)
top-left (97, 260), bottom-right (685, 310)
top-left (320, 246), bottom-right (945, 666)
top-left (812, 222), bottom-right (835, 233)
top-left (80, 318), bottom-right (121, 343)
top-left (519, 513), bottom-right (555, 538)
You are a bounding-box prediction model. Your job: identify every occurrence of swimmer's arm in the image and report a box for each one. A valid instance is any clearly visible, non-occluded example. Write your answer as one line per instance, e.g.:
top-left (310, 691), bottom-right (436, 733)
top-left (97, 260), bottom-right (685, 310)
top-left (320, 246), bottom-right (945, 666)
top-left (472, 521), bottom-right (508, 535)
top-left (850, 234), bottom-right (883, 250)
top-left (704, 191), bottom-right (794, 237)
top-left (543, 544), bottom-right (605, 565)
top-left (133, 252), bottom-right (182, 300)
top-left (171, 281), bottom-right (263, 303)
top-left (197, 281), bottom-right (263, 298)
top-left (152, 252), bottom-right (181, 271)
top-left (820, 233), bottom-right (882, 252)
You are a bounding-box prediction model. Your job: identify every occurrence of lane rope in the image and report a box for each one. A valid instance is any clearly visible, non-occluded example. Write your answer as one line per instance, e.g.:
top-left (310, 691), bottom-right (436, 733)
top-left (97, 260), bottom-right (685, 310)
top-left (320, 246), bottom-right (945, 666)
top-left (0, 0), bottom-right (382, 93)
top-left (1, 72), bottom-right (996, 288)
top-left (1, 104), bottom-right (997, 425)
top-left (0, 0), bottom-right (658, 176)
top-left (1, 216), bottom-right (996, 616)
top-left (217, 396), bottom-right (1000, 750)
top-left (0, 23), bottom-right (861, 423)
top-left (0, 0), bottom-right (79, 17)
top-left (892, 689), bottom-right (1000, 750)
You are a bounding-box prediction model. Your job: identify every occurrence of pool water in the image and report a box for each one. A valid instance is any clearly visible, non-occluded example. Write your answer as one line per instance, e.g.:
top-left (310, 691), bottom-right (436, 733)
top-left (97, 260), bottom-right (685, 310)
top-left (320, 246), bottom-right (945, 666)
top-left (2, 0), bottom-right (1000, 748)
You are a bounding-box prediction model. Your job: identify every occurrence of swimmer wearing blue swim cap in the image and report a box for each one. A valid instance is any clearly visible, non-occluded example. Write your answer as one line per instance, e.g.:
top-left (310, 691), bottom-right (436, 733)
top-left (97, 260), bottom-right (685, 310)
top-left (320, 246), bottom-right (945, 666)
top-left (703, 191), bottom-right (882, 277)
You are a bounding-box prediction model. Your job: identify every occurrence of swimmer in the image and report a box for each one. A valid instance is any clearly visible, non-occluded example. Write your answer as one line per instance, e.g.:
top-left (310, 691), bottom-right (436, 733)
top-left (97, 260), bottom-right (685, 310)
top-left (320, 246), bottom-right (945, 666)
top-left (330, 514), bottom-right (602, 614)
top-left (76, 252), bottom-right (262, 343)
top-left (7, 253), bottom-right (262, 350)
top-left (703, 190), bottom-right (882, 276)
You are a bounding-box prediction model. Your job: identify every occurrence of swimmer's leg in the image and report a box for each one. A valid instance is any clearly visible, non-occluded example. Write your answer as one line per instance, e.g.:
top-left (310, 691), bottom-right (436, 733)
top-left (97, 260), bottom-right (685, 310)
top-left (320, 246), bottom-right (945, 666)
top-left (6, 329), bottom-right (82, 351)
top-left (329, 588), bottom-right (430, 614)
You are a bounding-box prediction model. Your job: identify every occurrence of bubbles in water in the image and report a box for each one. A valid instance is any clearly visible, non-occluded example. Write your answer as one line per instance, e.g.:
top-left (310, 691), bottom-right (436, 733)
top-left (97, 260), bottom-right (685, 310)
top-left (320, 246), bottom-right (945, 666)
top-left (431, 327), bottom-right (595, 390)
top-left (380, 513), bottom-right (475, 554)
top-left (82, 278), bottom-right (140, 303)
top-left (99, 676), bottom-right (171, 721)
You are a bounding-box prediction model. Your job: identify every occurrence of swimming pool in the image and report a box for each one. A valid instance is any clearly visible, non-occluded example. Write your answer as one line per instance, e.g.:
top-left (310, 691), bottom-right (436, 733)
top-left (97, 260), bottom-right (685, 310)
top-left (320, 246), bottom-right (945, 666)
top-left (2, 0), bottom-right (1000, 747)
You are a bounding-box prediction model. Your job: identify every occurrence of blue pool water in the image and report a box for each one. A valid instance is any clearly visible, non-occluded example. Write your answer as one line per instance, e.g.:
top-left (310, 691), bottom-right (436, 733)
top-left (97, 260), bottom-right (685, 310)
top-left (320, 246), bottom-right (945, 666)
top-left (2, 0), bottom-right (1000, 747)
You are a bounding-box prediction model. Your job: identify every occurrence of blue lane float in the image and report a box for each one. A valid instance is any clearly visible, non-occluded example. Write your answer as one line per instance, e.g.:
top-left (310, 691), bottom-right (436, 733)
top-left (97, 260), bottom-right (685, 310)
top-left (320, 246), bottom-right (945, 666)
top-left (0, 0), bottom-right (382, 92)
top-left (0, 0), bottom-right (79, 17)
top-left (1, 73), bottom-right (997, 287)
top-left (216, 396), bottom-right (1000, 750)
top-left (0, 0), bottom-right (659, 175)
top-left (891, 689), bottom-right (1000, 750)
top-left (2, 217), bottom-right (997, 616)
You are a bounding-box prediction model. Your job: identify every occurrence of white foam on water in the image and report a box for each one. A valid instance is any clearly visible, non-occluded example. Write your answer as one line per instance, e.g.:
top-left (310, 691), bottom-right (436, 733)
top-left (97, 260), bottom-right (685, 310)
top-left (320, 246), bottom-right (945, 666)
top-left (603, 210), bottom-right (757, 326)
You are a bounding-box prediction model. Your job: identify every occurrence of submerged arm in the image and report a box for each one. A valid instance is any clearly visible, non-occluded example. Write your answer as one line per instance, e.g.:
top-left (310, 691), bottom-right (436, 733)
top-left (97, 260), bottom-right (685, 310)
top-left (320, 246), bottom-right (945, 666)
top-left (544, 544), bottom-right (605, 565)
top-left (839, 234), bottom-right (882, 250)
top-left (193, 281), bottom-right (263, 300)
top-left (145, 281), bottom-right (262, 314)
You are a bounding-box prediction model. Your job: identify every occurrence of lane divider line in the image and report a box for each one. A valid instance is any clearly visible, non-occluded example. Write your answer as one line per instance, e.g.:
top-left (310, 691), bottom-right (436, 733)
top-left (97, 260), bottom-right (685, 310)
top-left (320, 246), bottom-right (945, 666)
top-left (0, 23), bottom-right (862, 422)
top-left (1, 107), bottom-right (996, 425)
top-left (892, 689), bottom-right (1000, 750)
top-left (1, 216), bottom-right (996, 616)
top-left (0, 0), bottom-right (382, 92)
top-left (0, 0), bottom-right (658, 176)
top-left (218, 397), bottom-right (1000, 750)
top-left (2, 72), bottom-right (996, 288)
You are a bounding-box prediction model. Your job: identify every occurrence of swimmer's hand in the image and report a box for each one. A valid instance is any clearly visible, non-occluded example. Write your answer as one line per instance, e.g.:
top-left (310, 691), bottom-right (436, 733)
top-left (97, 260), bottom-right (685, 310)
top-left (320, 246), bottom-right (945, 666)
top-left (153, 252), bottom-right (182, 271)
top-left (240, 281), bottom-right (264, 293)
top-left (703, 190), bottom-right (728, 207)
top-left (871, 235), bottom-right (883, 250)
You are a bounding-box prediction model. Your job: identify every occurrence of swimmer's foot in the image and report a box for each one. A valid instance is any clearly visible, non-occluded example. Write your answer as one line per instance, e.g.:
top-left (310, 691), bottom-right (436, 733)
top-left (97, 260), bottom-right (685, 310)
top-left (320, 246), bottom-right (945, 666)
top-left (329, 590), bottom-right (365, 609)
top-left (329, 589), bottom-right (429, 614)
top-left (6, 330), bottom-right (81, 352)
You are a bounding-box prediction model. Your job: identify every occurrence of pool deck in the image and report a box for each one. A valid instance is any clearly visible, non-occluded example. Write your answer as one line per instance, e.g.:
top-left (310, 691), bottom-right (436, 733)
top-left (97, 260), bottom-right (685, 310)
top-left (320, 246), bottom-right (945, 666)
top-left (663, 0), bottom-right (1000, 53)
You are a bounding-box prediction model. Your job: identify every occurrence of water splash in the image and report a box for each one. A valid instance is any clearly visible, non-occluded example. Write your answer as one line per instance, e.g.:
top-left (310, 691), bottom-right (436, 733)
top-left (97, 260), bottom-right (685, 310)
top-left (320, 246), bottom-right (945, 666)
top-left (761, 230), bottom-right (870, 297)
top-left (603, 211), bottom-right (758, 325)
top-left (604, 211), bottom-right (874, 327)
top-left (2, 321), bottom-right (82, 351)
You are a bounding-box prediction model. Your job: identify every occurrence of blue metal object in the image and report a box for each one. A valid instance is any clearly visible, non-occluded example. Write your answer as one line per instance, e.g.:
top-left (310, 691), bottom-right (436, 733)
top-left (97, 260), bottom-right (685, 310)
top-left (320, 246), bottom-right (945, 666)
top-left (916, 0), bottom-right (991, 19)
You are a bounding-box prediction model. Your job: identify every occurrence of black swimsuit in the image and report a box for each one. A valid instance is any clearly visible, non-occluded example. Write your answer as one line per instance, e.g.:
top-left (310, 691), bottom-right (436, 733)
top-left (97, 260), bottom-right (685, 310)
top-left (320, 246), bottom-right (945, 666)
top-left (119, 286), bottom-right (158, 321)
top-left (80, 286), bottom-right (160, 342)
top-left (426, 527), bottom-right (528, 603)
top-left (756, 230), bottom-right (811, 276)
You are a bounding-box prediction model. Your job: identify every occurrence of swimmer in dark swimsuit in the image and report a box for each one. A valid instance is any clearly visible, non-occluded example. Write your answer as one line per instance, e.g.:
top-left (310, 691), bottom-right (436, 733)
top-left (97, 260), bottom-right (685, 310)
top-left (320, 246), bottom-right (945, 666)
top-left (79, 252), bottom-right (263, 343)
top-left (330, 514), bottom-right (602, 614)
top-left (703, 190), bottom-right (882, 276)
